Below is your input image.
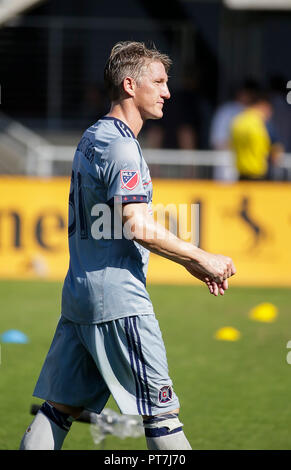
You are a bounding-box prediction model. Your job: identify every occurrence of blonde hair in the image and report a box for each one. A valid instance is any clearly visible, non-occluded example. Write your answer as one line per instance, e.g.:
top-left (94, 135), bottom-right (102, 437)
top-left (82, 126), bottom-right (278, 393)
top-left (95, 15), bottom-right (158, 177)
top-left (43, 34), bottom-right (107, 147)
top-left (104, 41), bottom-right (172, 101)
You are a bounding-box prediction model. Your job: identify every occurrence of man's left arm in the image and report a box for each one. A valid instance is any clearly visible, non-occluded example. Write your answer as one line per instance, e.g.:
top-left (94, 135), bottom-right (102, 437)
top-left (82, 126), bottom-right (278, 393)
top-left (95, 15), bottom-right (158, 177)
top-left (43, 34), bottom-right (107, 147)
top-left (122, 202), bottom-right (235, 296)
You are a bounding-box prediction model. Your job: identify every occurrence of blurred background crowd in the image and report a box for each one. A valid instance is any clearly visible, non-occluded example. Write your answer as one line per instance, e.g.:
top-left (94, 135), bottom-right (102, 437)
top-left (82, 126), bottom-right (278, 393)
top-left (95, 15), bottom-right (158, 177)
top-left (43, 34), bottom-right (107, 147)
top-left (1, 0), bottom-right (291, 181)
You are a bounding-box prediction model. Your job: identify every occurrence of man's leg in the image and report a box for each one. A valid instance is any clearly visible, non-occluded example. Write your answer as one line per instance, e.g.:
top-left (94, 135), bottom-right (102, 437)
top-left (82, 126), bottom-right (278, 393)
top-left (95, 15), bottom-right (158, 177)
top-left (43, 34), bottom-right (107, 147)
top-left (79, 316), bottom-right (191, 450)
top-left (19, 401), bottom-right (83, 450)
top-left (143, 408), bottom-right (192, 450)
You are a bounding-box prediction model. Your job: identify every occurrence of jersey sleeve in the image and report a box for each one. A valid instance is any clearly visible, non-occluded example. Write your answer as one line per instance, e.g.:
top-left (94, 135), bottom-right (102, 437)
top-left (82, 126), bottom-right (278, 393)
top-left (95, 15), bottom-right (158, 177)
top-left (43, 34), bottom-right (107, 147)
top-left (103, 138), bottom-right (148, 205)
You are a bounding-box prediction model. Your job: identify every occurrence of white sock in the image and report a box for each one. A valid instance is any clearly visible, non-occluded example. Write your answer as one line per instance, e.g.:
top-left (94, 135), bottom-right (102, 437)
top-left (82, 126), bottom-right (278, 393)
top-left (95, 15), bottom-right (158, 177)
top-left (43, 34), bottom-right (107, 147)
top-left (146, 430), bottom-right (192, 450)
top-left (19, 402), bottom-right (74, 450)
top-left (144, 413), bottom-right (192, 450)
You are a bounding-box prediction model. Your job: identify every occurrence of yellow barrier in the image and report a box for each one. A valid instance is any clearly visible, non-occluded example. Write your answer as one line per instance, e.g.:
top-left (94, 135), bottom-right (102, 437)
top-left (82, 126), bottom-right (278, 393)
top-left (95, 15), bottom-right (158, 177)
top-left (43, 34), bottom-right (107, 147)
top-left (0, 177), bottom-right (69, 280)
top-left (148, 180), bottom-right (291, 286)
top-left (0, 177), bottom-right (290, 286)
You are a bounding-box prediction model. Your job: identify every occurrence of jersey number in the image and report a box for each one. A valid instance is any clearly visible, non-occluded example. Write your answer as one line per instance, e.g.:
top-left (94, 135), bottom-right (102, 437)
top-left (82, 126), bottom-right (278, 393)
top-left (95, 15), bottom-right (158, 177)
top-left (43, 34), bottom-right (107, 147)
top-left (68, 170), bottom-right (88, 239)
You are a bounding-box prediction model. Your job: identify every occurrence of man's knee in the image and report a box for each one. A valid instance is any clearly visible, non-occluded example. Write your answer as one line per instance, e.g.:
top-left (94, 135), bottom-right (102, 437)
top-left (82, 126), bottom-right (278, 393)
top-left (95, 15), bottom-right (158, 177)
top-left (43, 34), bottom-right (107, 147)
top-left (142, 408), bottom-right (191, 450)
top-left (19, 401), bottom-right (79, 450)
top-left (142, 408), bottom-right (182, 434)
top-left (48, 401), bottom-right (83, 420)
top-left (143, 408), bottom-right (179, 420)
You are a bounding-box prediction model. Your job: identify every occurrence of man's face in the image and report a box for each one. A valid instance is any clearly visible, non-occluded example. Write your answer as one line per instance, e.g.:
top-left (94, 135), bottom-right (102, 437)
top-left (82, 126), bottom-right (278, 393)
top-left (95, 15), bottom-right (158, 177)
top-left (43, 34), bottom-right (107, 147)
top-left (134, 61), bottom-right (170, 120)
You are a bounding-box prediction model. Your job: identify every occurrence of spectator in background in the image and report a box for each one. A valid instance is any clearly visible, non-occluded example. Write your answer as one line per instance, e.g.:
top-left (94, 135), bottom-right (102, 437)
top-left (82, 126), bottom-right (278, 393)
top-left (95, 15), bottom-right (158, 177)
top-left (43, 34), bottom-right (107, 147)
top-left (209, 80), bottom-right (259, 151)
top-left (143, 122), bottom-right (197, 150)
top-left (142, 122), bottom-right (165, 149)
top-left (230, 91), bottom-right (284, 181)
top-left (209, 80), bottom-right (260, 181)
top-left (176, 123), bottom-right (197, 150)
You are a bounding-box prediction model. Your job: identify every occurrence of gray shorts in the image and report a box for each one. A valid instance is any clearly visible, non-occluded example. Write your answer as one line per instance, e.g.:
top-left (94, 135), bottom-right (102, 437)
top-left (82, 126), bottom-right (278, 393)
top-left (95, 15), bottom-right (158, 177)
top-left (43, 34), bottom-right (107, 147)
top-left (33, 314), bottom-right (180, 415)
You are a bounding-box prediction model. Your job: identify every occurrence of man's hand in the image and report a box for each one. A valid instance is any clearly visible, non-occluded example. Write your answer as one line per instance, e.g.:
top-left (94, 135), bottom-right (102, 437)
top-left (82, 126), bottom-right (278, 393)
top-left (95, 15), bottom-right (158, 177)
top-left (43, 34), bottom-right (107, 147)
top-left (184, 252), bottom-right (236, 296)
top-left (206, 279), bottom-right (229, 296)
top-left (122, 202), bottom-right (236, 296)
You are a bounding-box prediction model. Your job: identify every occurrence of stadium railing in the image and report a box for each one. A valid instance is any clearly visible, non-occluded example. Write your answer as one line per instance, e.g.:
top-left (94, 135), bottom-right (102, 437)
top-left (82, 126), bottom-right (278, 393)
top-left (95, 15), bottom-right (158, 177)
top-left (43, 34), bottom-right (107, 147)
top-left (0, 112), bottom-right (53, 175)
top-left (1, 112), bottom-right (291, 180)
top-left (19, 144), bottom-right (291, 181)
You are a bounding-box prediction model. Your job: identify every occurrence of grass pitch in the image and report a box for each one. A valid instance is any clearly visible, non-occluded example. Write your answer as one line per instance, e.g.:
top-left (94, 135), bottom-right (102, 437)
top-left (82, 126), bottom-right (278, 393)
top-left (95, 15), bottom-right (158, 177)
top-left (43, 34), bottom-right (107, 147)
top-left (0, 280), bottom-right (291, 450)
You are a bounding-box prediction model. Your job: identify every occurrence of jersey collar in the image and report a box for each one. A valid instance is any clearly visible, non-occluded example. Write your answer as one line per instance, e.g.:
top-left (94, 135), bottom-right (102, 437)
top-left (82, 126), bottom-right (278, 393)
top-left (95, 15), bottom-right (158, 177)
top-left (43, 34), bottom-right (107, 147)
top-left (100, 116), bottom-right (136, 139)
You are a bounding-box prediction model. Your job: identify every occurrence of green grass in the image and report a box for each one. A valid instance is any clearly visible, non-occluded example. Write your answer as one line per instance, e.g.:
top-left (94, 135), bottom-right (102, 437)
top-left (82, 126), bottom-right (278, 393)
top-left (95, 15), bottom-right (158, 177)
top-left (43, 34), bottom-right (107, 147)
top-left (0, 280), bottom-right (291, 450)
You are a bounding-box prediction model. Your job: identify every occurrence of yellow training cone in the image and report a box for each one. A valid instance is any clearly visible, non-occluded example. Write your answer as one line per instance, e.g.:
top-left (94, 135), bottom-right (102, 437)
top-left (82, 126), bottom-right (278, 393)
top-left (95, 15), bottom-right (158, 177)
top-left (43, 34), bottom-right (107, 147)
top-left (248, 302), bottom-right (278, 323)
top-left (214, 326), bottom-right (241, 342)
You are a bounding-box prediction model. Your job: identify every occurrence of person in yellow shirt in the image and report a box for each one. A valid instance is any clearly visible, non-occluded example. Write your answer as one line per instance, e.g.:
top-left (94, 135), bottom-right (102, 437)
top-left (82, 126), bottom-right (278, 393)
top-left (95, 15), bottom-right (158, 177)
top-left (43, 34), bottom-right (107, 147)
top-left (230, 92), bottom-right (284, 181)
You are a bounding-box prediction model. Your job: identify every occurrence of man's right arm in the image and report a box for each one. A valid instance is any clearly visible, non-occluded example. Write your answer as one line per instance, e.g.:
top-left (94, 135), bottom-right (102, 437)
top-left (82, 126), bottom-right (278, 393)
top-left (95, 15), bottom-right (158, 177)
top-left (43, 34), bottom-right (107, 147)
top-left (122, 202), bottom-right (236, 296)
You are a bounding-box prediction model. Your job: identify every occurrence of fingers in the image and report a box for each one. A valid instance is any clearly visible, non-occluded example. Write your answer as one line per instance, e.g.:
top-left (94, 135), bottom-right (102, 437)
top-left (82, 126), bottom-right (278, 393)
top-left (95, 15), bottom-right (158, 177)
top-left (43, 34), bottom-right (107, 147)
top-left (207, 281), bottom-right (219, 296)
top-left (206, 281), bottom-right (218, 296)
top-left (222, 279), bottom-right (228, 290)
top-left (213, 282), bottom-right (219, 296)
top-left (206, 279), bottom-right (214, 295)
top-left (218, 285), bottom-right (225, 296)
top-left (206, 279), bottom-right (228, 296)
top-left (207, 284), bottom-right (214, 294)
top-left (217, 258), bottom-right (236, 283)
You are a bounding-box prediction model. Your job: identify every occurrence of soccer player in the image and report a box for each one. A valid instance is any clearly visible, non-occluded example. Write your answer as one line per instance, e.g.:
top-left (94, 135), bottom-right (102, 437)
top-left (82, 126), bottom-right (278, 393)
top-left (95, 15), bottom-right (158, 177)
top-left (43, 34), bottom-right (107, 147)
top-left (20, 41), bottom-right (236, 451)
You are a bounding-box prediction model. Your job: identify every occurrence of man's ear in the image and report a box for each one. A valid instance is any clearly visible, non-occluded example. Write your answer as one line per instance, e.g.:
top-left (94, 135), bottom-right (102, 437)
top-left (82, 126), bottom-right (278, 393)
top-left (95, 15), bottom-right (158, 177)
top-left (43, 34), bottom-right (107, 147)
top-left (123, 76), bottom-right (136, 97)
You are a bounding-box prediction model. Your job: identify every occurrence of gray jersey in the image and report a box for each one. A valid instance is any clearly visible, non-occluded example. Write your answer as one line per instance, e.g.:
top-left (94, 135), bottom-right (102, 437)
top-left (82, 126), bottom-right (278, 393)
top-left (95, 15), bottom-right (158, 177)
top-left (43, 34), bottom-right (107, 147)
top-left (61, 117), bottom-right (154, 324)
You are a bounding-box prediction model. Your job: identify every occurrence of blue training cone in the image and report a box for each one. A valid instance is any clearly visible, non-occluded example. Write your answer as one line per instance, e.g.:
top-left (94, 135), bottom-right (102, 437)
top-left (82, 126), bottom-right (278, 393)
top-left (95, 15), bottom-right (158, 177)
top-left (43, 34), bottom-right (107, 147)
top-left (1, 329), bottom-right (29, 344)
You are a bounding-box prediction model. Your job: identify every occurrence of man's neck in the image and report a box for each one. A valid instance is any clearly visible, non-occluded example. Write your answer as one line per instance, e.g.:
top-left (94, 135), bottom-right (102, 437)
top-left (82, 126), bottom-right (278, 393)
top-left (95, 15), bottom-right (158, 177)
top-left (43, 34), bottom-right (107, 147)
top-left (106, 101), bottom-right (144, 137)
